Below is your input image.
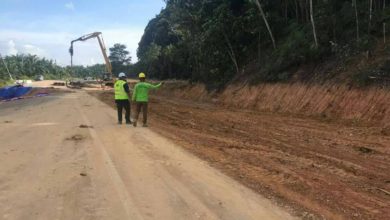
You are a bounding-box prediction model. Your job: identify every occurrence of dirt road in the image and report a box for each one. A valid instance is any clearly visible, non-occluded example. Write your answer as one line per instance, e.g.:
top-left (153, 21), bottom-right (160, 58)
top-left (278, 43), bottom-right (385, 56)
top-left (91, 90), bottom-right (390, 220)
top-left (0, 91), bottom-right (294, 220)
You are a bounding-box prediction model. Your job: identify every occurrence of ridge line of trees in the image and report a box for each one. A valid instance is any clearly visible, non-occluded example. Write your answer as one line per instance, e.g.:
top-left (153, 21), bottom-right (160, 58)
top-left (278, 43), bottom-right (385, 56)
top-left (135, 0), bottom-right (390, 87)
top-left (0, 43), bottom-right (133, 84)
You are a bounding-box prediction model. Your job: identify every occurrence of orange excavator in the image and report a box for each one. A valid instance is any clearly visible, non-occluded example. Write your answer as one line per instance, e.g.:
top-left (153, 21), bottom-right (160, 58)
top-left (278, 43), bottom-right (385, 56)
top-left (69, 32), bottom-right (114, 86)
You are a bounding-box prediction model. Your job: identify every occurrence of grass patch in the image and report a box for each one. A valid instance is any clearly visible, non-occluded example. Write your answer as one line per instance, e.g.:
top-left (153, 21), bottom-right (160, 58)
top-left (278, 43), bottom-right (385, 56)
top-left (0, 80), bottom-right (13, 88)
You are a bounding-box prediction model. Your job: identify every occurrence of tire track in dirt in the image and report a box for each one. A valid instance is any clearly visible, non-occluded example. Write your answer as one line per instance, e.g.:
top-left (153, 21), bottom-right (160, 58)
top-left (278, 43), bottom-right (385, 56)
top-left (148, 97), bottom-right (390, 219)
top-left (53, 128), bottom-right (108, 220)
top-left (76, 102), bottom-right (144, 220)
top-left (168, 97), bottom-right (388, 219)
top-left (0, 178), bottom-right (12, 219)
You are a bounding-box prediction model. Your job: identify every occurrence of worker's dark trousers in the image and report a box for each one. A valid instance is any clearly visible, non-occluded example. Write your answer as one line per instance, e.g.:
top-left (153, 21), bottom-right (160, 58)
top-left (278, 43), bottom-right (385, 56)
top-left (115, 99), bottom-right (130, 123)
top-left (135, 102), bottom-right (148, 125)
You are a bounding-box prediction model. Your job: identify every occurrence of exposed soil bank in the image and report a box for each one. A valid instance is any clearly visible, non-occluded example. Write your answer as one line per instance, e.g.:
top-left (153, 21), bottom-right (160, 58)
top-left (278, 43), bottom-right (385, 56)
top-left (156, 81), bottom-right (390, 127)
top-left (90, 88), bottom-right (390, 220)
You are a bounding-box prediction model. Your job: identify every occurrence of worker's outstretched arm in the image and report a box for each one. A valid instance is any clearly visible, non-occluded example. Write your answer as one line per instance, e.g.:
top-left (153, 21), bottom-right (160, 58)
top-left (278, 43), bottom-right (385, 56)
top-left (146, 82), bottom-right (162, 89)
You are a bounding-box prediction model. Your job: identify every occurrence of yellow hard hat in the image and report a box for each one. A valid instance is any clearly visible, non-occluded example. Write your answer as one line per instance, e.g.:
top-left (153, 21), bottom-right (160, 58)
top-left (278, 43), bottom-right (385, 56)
top-left (139, 72), bottom-right (146, 78)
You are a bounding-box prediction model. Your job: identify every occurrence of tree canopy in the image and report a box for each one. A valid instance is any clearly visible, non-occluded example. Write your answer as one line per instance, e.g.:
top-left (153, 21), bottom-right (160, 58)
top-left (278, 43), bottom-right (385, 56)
top-left (0, 54), bottom-right (69, 81)
top-left (2, 0), bottom-right (390, 87)
top-left (137, 0), bottom-right (390, 87)
top-left (0, 43), bottom-right (132, 84)
top-left (0, 54), bottom-right (108, 83)
top-left (109, 43), bottom-right (132, 74)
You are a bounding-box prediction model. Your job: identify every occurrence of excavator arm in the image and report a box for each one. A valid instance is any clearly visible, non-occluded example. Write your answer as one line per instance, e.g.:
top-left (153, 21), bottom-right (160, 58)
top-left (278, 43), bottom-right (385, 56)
top-left (69, 32), bottom-right (113, 80)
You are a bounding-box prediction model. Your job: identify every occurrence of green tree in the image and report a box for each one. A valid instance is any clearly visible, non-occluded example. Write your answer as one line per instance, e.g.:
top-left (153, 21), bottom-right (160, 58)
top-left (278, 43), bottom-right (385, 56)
top-left (109, 43), bottom-right (132, 74)
top-left (0, 53), bottom-right (111, 83)
top-left (137, 0), bottom-right (390, 86)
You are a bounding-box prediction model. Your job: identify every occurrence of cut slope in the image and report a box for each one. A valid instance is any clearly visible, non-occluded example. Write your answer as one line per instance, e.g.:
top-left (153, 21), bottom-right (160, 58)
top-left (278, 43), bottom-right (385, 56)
top-left (157, 82), bottom-right (390, 127)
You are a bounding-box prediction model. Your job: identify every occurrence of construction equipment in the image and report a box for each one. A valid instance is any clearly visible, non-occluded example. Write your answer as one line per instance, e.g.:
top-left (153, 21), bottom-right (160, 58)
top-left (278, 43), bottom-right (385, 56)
top-left (69, 32), bottom-right (114, 86)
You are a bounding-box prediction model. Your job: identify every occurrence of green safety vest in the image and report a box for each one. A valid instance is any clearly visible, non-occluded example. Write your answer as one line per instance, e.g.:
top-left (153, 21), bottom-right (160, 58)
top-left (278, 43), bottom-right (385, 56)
top-left (114, 80), bottom-right (129, 100)
top-left (132, 82), bottom-right (162, 102)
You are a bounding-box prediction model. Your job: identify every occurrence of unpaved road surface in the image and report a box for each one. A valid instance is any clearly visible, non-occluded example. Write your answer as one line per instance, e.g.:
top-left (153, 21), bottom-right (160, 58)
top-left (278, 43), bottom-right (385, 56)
top-left (92, 91), bottom-right (390, 220)
top-left (0, 91), bottom-right (294, 220)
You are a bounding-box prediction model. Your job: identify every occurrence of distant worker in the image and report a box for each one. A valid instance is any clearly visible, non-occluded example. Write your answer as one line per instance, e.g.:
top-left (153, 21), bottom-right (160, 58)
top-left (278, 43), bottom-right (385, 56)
top-left (132, 72), bottom-right (162, 127)
top-left (114, 72), bottom-right (131, 125)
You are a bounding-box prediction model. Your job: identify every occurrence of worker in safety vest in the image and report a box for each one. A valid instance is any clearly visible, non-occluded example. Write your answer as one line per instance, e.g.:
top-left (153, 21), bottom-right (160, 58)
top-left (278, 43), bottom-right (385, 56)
top-left (114, 72), bottom-right (131, 124)
top-left (132, 72), bottom-right (162, 127)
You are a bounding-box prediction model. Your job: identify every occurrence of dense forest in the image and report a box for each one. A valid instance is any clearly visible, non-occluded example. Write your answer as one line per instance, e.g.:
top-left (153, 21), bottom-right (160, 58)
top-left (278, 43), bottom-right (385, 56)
top-left (2, 0), bottom-right (390, 88)
top-left (136, 0), bottom-right (390, 87)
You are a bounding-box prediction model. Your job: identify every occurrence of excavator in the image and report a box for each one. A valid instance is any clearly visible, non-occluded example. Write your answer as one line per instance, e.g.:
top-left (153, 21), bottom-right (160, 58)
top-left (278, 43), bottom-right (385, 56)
top-left (69, 32), bottom-right (114, 86)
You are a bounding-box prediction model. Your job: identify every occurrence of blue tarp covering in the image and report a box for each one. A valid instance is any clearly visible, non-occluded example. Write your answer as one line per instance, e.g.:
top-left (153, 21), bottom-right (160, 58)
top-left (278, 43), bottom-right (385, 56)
top-left (0, 86), bottom-right (32, 100)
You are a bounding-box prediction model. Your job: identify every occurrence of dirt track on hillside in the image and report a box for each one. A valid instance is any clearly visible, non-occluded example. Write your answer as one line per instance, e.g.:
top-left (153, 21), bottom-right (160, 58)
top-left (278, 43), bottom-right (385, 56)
top-left (91, 90), bottom-right (390, 220)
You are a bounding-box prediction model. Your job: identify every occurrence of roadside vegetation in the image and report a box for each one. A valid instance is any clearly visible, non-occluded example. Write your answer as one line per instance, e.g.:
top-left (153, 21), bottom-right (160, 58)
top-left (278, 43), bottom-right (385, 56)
top-left (0, 54), bottom-right (70, 82)
top-left (136, 0), bottom-right (390, 88)
top-left (2, 1), bottom-right (390, 89)
top-left (0, 80), bottom-right (12, 87)
top-left (0, 43), bottom-right (133, 85)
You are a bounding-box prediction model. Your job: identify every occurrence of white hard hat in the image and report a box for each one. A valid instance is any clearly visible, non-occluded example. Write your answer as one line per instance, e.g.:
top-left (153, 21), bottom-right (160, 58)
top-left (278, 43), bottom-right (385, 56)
top-left (118, 72), bottom-right (126, 78)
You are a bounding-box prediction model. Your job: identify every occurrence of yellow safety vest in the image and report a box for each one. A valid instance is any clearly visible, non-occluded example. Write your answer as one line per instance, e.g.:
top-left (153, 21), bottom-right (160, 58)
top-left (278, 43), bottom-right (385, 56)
top-left (114, 80), bottom-right (129, 100)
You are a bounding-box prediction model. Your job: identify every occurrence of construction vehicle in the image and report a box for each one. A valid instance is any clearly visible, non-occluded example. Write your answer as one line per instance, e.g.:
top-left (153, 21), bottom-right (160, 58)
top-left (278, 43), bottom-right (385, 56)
top-left (69, 32), bottom-right (114, 86)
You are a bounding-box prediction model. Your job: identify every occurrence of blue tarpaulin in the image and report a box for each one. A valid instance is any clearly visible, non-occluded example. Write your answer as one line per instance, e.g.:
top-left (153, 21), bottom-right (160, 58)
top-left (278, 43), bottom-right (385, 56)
top-left (0, 86), bottom-right (32, 100)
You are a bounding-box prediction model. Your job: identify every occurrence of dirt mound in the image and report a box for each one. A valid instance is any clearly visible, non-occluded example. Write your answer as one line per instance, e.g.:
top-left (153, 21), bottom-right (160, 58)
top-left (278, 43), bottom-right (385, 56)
top-left (52, 82), bottom-right (65, 86)
top-left (66, 134), bottom-right (85, 142)
top-left (79, 124), bottom-right (93, 128)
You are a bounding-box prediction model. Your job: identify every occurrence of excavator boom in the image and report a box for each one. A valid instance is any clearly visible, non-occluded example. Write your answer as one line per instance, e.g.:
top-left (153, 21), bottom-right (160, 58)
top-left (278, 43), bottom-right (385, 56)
top-left (69, 32), bottom-right (113, 82)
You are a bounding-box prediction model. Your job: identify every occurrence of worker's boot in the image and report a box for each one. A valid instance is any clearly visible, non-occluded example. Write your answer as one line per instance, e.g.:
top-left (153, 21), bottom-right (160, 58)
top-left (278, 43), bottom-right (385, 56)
top-left (126, 120), bottom-right (131, 125)
top-left (118, 121), bottom-right (122, 125)
top-left (142, 124), bottom-right (148, 127)
top-left (133, 121), bottom-right (137, 127)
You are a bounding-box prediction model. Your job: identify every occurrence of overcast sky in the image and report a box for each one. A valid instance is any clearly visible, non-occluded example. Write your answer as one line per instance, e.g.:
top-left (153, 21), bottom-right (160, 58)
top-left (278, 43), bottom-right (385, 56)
top-left (0, 0), bottom-right (165, 66)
